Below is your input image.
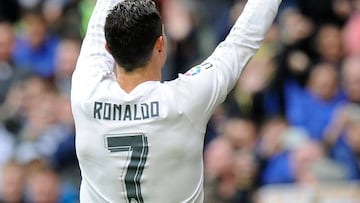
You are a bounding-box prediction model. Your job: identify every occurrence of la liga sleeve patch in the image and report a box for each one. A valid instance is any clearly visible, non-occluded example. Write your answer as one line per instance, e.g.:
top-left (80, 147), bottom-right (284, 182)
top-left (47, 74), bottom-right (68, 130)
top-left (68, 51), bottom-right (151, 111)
top-left (184, 62), bottom-right (214, 76)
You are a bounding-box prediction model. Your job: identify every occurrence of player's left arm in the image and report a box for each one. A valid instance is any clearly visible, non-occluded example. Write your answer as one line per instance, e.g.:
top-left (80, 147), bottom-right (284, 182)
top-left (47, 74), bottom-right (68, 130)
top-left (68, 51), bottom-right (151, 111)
top-left (171, 0), bottom-right (282, 129)
top-left (202, 0), bottom-right (282, 102)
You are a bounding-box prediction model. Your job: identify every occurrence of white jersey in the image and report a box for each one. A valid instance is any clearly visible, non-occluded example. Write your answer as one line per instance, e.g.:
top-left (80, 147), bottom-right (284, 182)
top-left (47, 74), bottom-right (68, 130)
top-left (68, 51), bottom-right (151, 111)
top-left (71, 0), bottom-right (281, 202)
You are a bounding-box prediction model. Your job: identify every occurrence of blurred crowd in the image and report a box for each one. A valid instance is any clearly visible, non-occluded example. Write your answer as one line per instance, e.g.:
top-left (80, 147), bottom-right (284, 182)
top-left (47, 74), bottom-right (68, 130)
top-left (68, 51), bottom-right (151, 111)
top-left (0, 0), bottom-right (360, 203)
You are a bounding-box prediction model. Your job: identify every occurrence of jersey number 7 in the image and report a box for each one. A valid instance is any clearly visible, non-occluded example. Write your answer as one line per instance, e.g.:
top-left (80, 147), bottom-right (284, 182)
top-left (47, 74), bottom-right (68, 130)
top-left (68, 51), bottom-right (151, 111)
top-left (105, 133), bottom-right (149, 203)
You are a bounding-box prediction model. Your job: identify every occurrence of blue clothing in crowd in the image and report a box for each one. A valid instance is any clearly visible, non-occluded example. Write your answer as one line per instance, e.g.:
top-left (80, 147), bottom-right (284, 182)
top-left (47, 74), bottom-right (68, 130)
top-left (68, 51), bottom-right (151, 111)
top-left (331, 135), bottom-right (360, 180)
top-left (262, 151), bottom-right (295, 185)
top-left (285, 79), bottom-right (345, 141)
top-left (13, 36), bottom-right (59, 78)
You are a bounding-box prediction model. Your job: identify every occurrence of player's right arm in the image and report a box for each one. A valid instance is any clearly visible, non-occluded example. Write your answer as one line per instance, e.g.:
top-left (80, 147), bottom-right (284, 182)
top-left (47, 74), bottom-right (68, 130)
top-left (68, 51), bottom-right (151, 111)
top-left (72, 0), bottom-right (121, 101)
top-left (171, 0), bottom-right (282, 129)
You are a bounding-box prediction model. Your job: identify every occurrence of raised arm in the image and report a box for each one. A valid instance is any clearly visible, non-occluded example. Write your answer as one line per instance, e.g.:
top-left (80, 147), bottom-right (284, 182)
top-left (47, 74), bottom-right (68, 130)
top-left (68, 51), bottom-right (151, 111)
top-left (76, 0), bottom-right (121, 72)
top-left (206, 0), bottom-right (282, 87)
top-left (174, 0), bottom-right (282, 128)
top-left (71, 0), bottom-right (121, 103)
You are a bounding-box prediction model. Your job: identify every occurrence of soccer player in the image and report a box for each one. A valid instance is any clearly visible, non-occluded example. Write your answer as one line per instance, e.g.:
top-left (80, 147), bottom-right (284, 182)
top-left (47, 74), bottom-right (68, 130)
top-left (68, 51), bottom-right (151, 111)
top-left (71, 0), bottom-right (281, 202)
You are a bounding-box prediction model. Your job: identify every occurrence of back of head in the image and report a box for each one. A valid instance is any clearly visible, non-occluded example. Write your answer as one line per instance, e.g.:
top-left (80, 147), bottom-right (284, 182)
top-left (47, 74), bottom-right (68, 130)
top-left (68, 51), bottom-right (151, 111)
top-left (105, 0), bottom-right (162, 72)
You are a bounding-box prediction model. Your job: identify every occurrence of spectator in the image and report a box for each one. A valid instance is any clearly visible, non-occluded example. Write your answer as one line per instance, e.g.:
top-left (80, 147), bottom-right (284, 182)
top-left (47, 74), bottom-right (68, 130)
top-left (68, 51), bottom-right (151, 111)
top-left (341, 55), bottom-right (360, 103)
top-left (49, 0), bottom-right (83, 38)
top-left (222, 119), bottom-right (257, 151)
top-left (52, 95), bottom-right (79, 187)
top-left (161, 0), bottom-right (201, 80)
top-left (320, 56), bottom-right (360, 181)
top-left (313, 24), bottom-right (344, 65)
top-left (25, 166), bottom-right (78, 203)
top-left (325, 104), bottom-right (360, 180)
top-left (13, 9), bottom-right (59, 78)
top-left (204, 138), bottom-right (234, 203)
top-left (332, 0), bottom-right (353, 23)
top-left (231, 150), bottom-right (259, 203)
top-left (213, 0), bottom-right (246, 43)
top-left (54, 38), bottom-right (81, 95)
top-left (278, 8), bottom-right (314, 46)
top-left (224, 54), bottom-right (277, 123)
top-left (0, 125), bottom-right (15, 169)
top-left (257, 116), bottom-right (289, 161)
top-left (15, 89), bottom-right (68, 167)
top-left (287, 63), bottom-right (344, 141)
top-left (204, 119), bottom-right (259, 202)
top-left (298, 0), bottom-right (344, 25)
top-left (0, 21), bottom-right (16, 104)
top-left (290, 140), bottom-right (323, 185)
top-left (0, 82), bottom-right (26, 135)
top-left (204, 118), bottom-right (258, 182)
top-left (204, 142), bottom-right (258, 203)
top-left (342, 0), bottom-right (360, 56)
top-left (259, 117), bottom-right (299, 185)
top-left (267, 8), bottom-right (315, 116)
top-left (0, 161), bottom-right (26, 203)
top-left (0, 20), bottom-right (29, 105)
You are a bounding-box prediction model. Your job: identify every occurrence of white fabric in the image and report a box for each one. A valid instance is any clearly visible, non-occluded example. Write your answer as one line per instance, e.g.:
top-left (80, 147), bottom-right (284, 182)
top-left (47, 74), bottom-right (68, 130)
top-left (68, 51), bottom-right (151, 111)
top-left (71, 0), bottom-right (282, 202)
top-left (0, 124), bottom-right (14, 165)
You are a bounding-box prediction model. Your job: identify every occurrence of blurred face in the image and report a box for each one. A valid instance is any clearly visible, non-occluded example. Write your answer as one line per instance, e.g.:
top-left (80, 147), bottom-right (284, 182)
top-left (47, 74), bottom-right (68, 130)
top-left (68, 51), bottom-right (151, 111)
top-left (333, 0), bottom-right (352, 19)
top-left (342, 12), bottom-right (360, 55)
top-left (27, 92), bottom-right (59, 131)
top-left (280, 9), bottom-right (314, 44)
top-left (354, 0), bottom-right (360, 11)
top-left (163, 0), bottom-right (191, 41)
top-left (238, 57), bottom-right (274, 93)
top-left (223, 119), bottom-right (257, 151)
top-left (56, 39), bottom-right (81, 77)
top-left (259, 118), bottom-right (288, 157)
top-left (346, 122), bottom-right (360, 154)
top-left (1, 164), bottom-right (25, 203)
top-left (233, 151), bottom-right (257, 186)
top-left (204, 138), bottom-right (233, 177)
top-left (23, 13), bottom-right (47, 48)
top-left (342, 57), bottom-right (360, 102)
top-left (0, 22), bottom-right (15, 61)
top-left (22, 77), bottom-right (48, 115)
top-left (316, 25), bottom-right (343, 63)
top-left (28, 171), bottom-right (60, 203)
top-left (292, 142), bottom-right (325, 183)
top-left (56, 95), bottom-right (74, 126)
top-left (308, 64), bottom-right (338, 101)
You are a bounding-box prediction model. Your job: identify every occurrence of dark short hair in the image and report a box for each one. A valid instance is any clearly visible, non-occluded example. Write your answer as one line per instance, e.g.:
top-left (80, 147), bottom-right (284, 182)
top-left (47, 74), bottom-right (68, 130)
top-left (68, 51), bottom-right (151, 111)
top-left (105, 0), bottom-right (162, 72)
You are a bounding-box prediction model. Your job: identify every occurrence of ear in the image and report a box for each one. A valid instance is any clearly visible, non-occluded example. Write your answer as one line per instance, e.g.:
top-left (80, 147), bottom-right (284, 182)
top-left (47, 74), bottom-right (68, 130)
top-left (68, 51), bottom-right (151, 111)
top-left (154, 36), bottom-right (165, 53)
top-left (105, 44), bottom-right (111, 53)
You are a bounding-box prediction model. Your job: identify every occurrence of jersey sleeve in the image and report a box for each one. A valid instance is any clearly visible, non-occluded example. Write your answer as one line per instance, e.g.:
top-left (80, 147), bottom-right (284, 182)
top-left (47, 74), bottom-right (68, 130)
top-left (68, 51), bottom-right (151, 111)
top-left (76, 0), bottom-right (120, 72)
top-left (170, 0), bottom-right (282, 130)
top-left (72, 0), bottom-right (121, 102)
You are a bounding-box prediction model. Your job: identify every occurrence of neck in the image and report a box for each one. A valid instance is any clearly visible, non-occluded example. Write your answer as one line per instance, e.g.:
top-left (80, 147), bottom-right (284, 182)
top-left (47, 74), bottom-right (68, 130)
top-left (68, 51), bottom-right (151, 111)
top-left (116, 64), bottom-right (161, 93)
